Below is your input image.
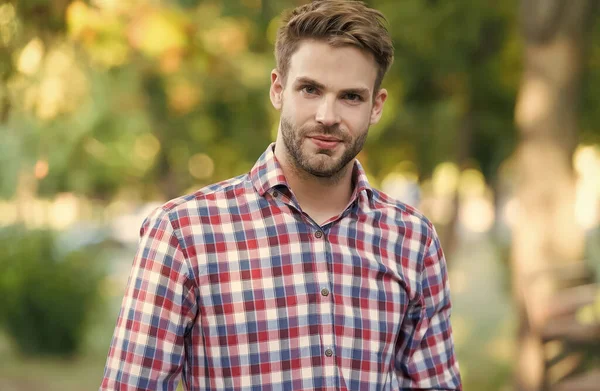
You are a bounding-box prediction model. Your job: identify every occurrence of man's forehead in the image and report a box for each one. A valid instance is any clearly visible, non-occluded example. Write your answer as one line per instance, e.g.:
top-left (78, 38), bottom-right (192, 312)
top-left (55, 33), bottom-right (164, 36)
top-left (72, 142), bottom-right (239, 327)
top-left (286, 41), bottom-right (377, 91)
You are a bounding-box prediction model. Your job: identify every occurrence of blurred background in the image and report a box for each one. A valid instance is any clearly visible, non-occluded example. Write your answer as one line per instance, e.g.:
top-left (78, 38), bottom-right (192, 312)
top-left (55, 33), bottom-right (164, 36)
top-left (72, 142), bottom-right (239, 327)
top-left (1, 0), bottom-right (600, 390)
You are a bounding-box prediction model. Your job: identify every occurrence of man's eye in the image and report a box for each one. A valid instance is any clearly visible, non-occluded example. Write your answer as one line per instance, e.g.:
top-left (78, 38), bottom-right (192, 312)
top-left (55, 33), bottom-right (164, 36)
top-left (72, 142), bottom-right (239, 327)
top-left (345, 93), bottom-right (363, 101)
top-left (302, 86), bottom-right (317, 94)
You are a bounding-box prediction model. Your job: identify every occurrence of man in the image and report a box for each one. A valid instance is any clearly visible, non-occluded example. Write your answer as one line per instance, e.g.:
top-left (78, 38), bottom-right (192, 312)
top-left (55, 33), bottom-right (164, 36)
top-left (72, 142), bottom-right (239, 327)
top-left (100, 1), bottom-right (462, 390)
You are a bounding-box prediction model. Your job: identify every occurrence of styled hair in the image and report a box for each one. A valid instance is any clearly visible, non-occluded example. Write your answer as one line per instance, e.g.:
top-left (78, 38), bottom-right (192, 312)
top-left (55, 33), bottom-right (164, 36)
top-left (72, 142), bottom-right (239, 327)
top-left (275, 0), bottom-right (394, 92)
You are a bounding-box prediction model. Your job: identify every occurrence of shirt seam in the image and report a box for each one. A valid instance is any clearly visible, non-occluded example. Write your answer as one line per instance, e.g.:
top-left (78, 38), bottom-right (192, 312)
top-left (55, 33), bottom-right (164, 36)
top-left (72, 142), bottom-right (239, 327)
top-left (164, 207), bottom-right (200, 292)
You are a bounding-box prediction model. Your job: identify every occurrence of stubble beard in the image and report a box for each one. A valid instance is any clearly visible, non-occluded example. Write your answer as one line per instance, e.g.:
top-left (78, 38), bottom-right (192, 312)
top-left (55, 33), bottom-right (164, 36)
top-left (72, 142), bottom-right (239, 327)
top-left (280, 115), bottom-right (367, 181)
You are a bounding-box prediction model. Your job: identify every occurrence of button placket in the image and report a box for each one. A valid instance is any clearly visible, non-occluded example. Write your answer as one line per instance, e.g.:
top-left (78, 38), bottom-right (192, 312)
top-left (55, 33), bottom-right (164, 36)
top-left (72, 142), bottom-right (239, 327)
top-left (311, 226), bottom-right (336, 365)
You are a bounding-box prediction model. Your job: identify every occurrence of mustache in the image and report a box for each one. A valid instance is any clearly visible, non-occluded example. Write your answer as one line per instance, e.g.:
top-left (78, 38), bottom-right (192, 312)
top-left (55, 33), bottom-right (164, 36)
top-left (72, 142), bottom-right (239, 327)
top-left (302, 124), bottom-right (348, 141)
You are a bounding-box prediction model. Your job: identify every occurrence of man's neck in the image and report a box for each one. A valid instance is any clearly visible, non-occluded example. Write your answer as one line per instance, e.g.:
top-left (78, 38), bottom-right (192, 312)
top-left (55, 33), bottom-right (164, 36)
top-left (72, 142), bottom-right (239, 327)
top-left (274, 143), bottom-right (355, 226)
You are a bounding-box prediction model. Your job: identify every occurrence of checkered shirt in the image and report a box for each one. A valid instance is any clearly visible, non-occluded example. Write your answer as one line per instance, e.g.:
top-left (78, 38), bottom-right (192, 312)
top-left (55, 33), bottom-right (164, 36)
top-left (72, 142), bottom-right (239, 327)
top-left (100, 143), bottom-right (461, 390)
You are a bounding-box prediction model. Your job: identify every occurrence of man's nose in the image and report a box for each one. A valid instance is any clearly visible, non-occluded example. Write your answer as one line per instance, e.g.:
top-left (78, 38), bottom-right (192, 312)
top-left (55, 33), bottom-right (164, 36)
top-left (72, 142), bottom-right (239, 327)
top-left (315, 96), bottom-right (340, 127)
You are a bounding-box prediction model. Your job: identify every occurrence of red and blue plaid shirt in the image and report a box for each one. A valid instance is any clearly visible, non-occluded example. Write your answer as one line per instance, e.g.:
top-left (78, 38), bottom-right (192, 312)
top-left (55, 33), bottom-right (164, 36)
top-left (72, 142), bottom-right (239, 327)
top-left (101, 143), bottom-right (461, 390)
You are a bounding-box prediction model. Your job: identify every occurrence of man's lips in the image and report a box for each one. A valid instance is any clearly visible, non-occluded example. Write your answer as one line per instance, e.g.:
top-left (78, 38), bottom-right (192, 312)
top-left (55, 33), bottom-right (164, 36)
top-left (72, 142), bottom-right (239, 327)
top-left (308, 135), bottom-right (342, 149)
top-left (310, 134), bottom-right (341, 141)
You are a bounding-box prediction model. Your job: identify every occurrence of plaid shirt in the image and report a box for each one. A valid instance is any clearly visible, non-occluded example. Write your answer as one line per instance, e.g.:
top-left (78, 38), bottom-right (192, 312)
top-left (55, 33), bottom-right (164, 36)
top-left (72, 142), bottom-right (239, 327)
top-left (101, 143), bottom-right (461, 390)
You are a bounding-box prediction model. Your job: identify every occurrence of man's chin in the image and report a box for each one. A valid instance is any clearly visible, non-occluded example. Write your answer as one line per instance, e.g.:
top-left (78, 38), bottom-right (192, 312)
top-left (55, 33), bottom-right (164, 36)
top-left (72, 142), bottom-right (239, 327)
top-left (301, 159), bottom-right (345, 178)
top-left (303, 144), bottom-right (340, 158)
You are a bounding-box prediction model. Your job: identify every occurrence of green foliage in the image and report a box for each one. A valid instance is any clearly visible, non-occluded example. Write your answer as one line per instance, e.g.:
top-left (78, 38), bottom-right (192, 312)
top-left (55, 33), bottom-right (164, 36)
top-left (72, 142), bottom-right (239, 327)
top-left (369, 0), bottom-right (522, 179)
top-left (2, 0), bottom-right (599, 200)
top-left (0, 0), bottom-right (530, 202)
top-left (0, 226), bottom-right (104, 356)
top-left (581, 20), bottom-right (600, 144)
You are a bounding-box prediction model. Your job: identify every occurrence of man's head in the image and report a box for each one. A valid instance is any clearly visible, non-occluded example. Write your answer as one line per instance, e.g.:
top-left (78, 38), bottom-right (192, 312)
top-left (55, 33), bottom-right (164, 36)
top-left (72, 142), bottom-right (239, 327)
top-left (270, 0), bottom-right (394, 180)
top-left (275, 0), bottom-right (394, 93)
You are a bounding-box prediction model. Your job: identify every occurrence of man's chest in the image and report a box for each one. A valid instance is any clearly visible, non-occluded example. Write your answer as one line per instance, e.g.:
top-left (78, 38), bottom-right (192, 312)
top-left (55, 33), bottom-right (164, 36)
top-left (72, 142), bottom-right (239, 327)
top-left (188, 214), bottom-right (420, 357)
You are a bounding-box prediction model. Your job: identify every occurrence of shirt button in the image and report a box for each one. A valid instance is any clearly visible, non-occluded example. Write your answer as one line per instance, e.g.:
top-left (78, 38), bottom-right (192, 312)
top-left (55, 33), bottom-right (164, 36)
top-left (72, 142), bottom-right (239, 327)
top-left (273, 191), bottom-right (279, 197)
top-left (314, 230), bottom-right (323, 238)
top-left (321, 288), bottom-right (329, 297)
top-left (325, 348), bottom-right (333, 357)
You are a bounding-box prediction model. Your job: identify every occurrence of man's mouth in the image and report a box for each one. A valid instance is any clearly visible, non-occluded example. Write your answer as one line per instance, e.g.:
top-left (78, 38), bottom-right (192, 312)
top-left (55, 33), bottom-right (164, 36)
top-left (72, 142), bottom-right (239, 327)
top-left (308, 135), bottom-right (342, 150)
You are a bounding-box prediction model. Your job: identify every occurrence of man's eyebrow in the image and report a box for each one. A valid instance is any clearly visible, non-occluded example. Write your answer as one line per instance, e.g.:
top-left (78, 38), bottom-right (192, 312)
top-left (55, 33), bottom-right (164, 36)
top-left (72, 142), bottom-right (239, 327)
top-left (294, 77), bottom-right (370, 95)
top-left (340, 87), bottom-right (370, 96)
top-left (294, 77), bottom-right (326, 90)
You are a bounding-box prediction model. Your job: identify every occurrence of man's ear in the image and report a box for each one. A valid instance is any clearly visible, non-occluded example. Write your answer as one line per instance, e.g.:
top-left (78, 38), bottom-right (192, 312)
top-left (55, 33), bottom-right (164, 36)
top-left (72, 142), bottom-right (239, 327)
top-left (270, 69), bottom-right (284, 110)
top-left (370, 88), bottom-right (388, 125)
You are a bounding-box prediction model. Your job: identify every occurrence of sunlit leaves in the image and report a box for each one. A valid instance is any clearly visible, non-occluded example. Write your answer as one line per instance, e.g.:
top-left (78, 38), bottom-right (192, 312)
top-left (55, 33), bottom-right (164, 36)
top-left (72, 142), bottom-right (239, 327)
top-left (0, 3), bottom-right (18, 47)
top-left (67, 1), bottom-right (129, 68)
top-left (16, 38), bottom-right (44, 75)
top-left (128, 8), bottom-right (189, 58)
top-left (166, 78), bottom-right (203, 115)
top-left (2, 0), bottom-right (596, 212)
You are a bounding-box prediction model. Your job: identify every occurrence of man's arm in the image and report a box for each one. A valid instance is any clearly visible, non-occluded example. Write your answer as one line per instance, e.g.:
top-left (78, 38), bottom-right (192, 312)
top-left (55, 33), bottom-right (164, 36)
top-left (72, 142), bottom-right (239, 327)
top-left (396, 225), bottom-right (462, 390)
top-left (100, 207), bottom-right (199, 390)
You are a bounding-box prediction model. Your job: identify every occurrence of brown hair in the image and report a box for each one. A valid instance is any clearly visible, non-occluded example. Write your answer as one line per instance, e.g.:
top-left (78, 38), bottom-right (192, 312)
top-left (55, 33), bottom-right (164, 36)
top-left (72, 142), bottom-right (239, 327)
top-left (275, 0), bottom-right (394, 92)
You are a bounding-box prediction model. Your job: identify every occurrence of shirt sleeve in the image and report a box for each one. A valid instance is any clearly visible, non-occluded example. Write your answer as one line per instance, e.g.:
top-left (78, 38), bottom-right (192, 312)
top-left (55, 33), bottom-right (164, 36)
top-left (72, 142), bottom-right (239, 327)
top-left (396, 226), bottom-right (462, 390)
top-left (100, 207), bottom-right (199, 391)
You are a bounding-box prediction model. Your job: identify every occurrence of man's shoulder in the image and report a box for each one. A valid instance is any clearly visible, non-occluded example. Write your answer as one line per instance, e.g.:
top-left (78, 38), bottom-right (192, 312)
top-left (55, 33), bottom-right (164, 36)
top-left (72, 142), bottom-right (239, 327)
top-left (151, 173), bottom-right (251, 218)
top-left (369, 188), bottom-right (434, 233)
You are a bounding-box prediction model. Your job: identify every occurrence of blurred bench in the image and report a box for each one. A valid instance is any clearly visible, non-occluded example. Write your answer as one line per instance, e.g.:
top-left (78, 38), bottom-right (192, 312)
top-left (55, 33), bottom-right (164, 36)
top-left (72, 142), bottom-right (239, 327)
top-left (523, 262), bottom-right (600, 390)
top-left (552, 370), bottom-right (600, 391)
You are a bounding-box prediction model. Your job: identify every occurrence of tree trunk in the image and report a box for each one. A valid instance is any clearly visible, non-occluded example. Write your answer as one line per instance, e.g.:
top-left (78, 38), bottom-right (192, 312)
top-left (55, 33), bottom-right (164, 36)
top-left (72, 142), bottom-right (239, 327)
top-left (442, 110), bottom-right (473, 259)
top-left (513, 1), bottom-right (596, 389)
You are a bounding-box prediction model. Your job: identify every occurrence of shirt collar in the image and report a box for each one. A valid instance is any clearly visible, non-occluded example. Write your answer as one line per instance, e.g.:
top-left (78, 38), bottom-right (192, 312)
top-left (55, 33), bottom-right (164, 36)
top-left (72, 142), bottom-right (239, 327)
top-left (250, 143), bottom-right (373, 201)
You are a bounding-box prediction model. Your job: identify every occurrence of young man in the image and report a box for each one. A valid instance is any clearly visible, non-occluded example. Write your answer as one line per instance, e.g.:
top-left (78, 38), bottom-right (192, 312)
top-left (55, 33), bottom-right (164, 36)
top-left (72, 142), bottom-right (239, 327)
top-left (100, 1), bottom-right (462, 390)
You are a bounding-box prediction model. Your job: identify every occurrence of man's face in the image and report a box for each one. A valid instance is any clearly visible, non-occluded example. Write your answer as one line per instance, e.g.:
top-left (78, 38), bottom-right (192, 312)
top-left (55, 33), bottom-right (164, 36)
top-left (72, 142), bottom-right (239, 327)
top-left (270, 40), bottom-right (387, 179)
